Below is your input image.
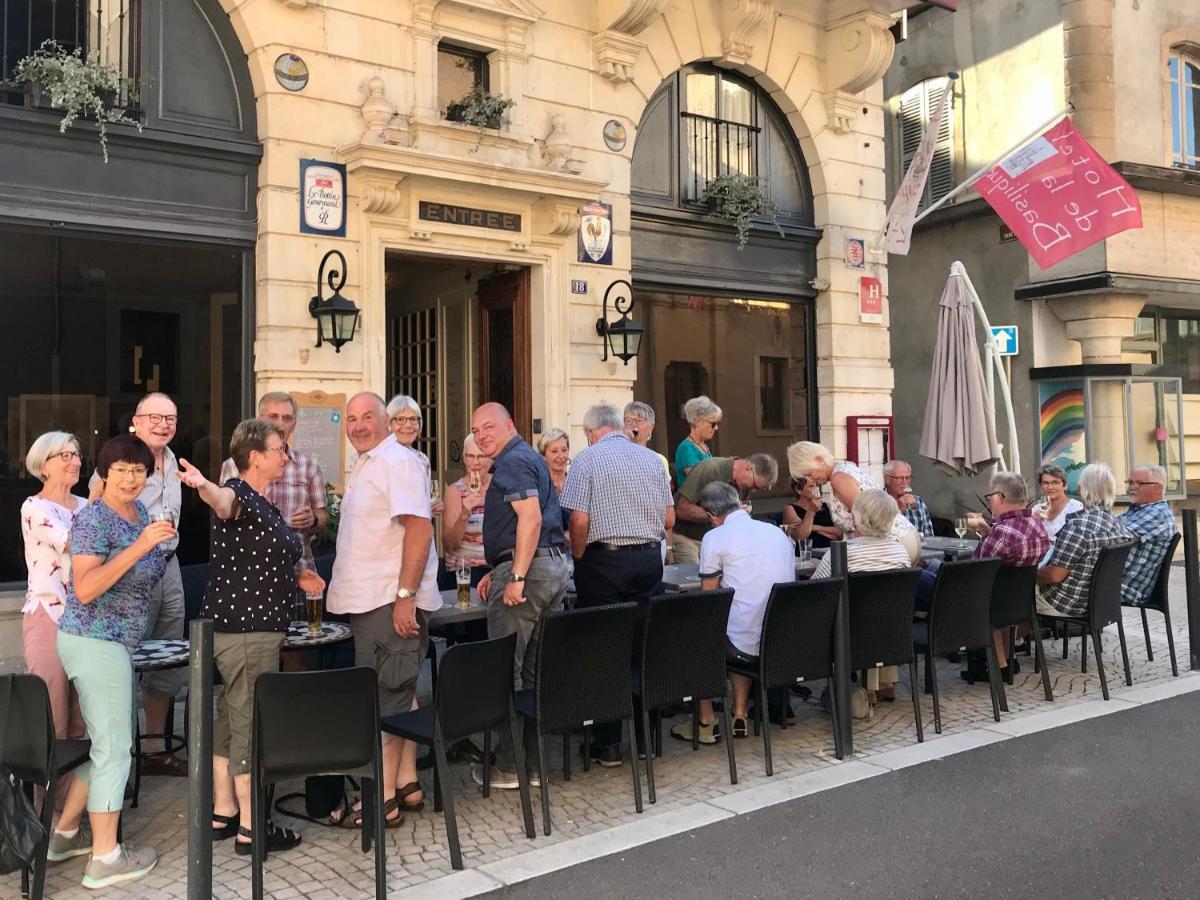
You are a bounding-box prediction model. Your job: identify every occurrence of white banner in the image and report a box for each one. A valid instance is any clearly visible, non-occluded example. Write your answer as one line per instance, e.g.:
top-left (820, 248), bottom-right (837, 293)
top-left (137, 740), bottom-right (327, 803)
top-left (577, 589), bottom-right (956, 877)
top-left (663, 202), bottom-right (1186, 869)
top-left (880, 81), bottom-right (952, 255)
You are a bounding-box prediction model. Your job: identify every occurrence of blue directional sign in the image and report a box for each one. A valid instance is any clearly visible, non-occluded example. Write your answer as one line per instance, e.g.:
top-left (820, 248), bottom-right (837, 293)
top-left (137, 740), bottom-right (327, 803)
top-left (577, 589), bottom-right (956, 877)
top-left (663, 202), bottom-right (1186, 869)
top-left (990, 325), bottom-right (1019, 357)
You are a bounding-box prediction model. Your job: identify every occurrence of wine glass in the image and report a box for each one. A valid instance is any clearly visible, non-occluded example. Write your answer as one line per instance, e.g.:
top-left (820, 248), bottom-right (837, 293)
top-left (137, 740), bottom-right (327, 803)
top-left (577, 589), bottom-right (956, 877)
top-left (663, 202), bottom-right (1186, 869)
top-left (468, 469), bottom-right (482, 493)
top-left (954, 517), bottom-right (968, 551)
top-left (429, 479), bottom-right (441, 504)
top-left (149, 511), bottom-right (175, 527)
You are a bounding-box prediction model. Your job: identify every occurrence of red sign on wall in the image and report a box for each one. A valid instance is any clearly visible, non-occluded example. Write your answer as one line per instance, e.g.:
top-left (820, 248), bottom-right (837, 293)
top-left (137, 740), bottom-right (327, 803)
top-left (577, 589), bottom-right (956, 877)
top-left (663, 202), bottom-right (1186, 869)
top-left (860, 276), bottom-right (883, 323)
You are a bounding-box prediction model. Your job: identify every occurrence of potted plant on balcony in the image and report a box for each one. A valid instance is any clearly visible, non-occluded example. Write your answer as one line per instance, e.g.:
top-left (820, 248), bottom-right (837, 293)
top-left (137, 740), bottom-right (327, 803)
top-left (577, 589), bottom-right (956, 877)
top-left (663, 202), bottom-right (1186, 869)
top-left (12, 39), bottom-right (145, 163)
top-left (443, 86), bottom-right (515, 150)
top-left (699, 173), bottom-right (784, 250)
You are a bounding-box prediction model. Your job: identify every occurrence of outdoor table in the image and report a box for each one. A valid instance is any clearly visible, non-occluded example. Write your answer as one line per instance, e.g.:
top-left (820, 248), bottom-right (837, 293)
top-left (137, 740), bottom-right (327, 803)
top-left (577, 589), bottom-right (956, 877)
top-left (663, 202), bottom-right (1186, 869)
top-left (660, 558), bottom-right (819, 592)
top-left (922, 535), bottom-right (979, 561)
top-left (132, 622), bottom-right (352, 674)
top-left (429, 588), bottom-right (489, 627)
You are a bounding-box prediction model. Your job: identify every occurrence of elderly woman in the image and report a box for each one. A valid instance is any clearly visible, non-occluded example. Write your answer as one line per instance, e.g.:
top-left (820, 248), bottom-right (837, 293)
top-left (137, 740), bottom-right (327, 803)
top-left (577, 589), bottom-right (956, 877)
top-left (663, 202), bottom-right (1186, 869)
top-left (1033, 464), bottom-right (1083, 540)
top-left (538, 428), bottom-right (572, 551)
top-left (21, 432), bottom-right (87, 811)
top-left (443, 434), bottom-right (491, 585)
top-left (624, 402), bottom-right (674, 560)
top-left (387, 394), bottom-right (443, 515)
top-left (787, 441), bottom-right (921, 565)
top-left (675, 395), bottom-right (721, 479)
top-left (781, 477), bottom-right (842, 548)
top-left (51, 435), bottom-right (174, 888)
top-left (177, 419), bottom-right (323, 855)
top-left (1036, 462), bottom-right (1130, 619)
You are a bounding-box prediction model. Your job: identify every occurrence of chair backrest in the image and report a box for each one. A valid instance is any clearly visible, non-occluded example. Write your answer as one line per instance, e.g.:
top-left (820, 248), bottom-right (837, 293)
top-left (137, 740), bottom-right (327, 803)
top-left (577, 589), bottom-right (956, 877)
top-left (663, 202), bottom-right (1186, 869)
top-left (990, 565), bottom-right (1038, 630)
top-left (1143, 532), bottom-right (1182, 613)
top-left (180, 562), bottom-right (210, 624)
top-left (1088, 540), bottom-right (1136, 628)
top-left (534, 603), bottom-right (640, 732)
top-left (846, 569), bottom-right (922, 671)
top-left (928, 557), bottom-right (1002, 656)
top-left (253, 667), bottom-right (379, 782)
top-left (435, 633), bottom-right (519, 742)
top-left (757, 578), bottom-right (844, 689)
top-left (0, 674), bottom-right (54, 786)
top-left (639, 589), bottom-right (734, 708)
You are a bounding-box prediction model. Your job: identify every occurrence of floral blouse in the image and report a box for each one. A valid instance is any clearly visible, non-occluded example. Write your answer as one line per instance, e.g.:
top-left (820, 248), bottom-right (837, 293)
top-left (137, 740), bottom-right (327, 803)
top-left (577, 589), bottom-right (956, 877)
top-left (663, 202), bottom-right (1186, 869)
top-left (21, 494), bottom-right (87, 622)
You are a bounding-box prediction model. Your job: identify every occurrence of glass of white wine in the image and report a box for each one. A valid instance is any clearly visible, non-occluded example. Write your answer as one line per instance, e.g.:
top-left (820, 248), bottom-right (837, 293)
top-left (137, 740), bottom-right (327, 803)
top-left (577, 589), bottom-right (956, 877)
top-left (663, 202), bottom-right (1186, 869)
top-left (954, 517), bottom-right (969, 551)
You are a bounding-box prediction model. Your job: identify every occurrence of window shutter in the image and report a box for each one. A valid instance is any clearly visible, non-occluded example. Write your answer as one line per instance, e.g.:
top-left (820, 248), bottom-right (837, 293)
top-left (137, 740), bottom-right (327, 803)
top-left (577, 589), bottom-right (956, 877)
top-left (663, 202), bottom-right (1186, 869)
top-left (897, 79), bottom-right (956, 211)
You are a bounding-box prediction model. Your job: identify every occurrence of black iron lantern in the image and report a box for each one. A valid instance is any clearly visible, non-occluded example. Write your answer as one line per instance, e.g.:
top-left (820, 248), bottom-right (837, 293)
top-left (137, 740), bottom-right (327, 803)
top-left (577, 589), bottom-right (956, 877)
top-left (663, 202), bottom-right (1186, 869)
top-left (308, 250), bottom-right (360, 353)
top-left (595, 279), bottom-right (643, 365)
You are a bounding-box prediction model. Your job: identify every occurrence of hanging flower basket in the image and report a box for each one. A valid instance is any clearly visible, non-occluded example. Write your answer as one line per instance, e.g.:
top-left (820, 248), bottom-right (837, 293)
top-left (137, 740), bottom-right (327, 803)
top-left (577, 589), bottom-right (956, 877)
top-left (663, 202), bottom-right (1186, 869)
top-left (444, 87), bottom-right (515, 151)
top-left (699, 174), bottom-right (784, 250)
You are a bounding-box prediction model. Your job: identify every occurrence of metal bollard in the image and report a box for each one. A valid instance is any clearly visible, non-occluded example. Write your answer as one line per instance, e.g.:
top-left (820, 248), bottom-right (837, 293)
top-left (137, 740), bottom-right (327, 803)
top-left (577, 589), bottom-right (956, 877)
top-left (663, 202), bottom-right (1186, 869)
top-left (1184, 510), bottom-right (1200, 671)
top-left (187, 619), bottom-right (214, 900)
top-left (830, 541), bottom-right (851, 758)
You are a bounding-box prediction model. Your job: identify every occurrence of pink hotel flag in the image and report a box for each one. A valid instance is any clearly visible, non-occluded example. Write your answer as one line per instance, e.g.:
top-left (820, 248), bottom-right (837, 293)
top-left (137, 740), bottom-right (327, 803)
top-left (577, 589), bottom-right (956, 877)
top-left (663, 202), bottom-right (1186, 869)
top-left (974, 118), bottom-right (1142, 269)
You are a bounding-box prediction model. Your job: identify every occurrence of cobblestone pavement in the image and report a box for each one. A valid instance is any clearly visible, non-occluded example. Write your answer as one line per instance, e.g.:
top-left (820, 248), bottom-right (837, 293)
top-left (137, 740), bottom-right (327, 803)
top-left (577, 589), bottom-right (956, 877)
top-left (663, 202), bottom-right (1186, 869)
top-left (24, 569), bottom-right (1197, 900)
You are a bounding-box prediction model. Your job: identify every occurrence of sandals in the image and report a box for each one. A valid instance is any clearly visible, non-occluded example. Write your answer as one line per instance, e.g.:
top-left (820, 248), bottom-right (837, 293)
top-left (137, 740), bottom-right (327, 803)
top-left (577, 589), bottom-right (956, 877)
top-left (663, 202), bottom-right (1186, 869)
top-left (397, 782), bottom-right (425, 812)
top-left (234, 823), bottom-right (302, 856)
top-left (211, 812), bottom-right (238, 842)
top-left (332, 794), bottom-right (406, 830)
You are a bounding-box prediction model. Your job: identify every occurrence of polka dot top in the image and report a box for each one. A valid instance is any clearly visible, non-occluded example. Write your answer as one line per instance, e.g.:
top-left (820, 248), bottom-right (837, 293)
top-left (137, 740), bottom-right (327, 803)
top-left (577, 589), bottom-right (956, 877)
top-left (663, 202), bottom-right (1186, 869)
top-left (200, 478), bottom-right (302, 634)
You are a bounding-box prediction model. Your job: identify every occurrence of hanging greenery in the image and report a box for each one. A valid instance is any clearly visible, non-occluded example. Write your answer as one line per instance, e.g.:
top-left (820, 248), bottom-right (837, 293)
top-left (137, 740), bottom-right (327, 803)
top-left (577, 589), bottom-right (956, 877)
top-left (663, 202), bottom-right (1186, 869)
top-left (444, 87), bottom-right (515, 150)
top-left (12, 40), bottom-right (146, 163)
top-left (699, 174), bottom-right (783, 250)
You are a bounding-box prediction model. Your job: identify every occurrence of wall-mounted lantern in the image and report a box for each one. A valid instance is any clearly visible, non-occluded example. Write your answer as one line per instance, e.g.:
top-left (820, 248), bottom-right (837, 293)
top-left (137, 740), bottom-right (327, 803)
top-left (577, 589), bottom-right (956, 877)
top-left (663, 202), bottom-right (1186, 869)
top-left (595, 278), bottom-right (643, 365)
top-left (309, 250), bottom-right (360, 353)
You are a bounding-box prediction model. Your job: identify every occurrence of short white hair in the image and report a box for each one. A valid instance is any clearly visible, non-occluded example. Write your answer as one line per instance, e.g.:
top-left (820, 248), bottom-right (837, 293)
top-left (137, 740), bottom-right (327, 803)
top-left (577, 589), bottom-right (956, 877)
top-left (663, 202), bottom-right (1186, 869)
top-left (1132, 463), bottom-right (1167, 485)
top-left (537, 428), bottom-right (569, 455)
top-left (1077, 462), bottom-right (1117, 510)
top-left (683, 395), bottom-right (722, 426)
top-left (624, 401), bottom-right (656, 424)
top-left (583, 403), bottom-right (622, 431)
top-left (258, 391), bottom-right (298, 416)
top-left (26, 431), bottom-right (79, 482)
top-left (989, 471), bottom-right (1028, 505)
top-left (852, 489), bottom-right (898, 538)
top-left (882, 459), bottom-right (911, 476)
top-left (386, 394), bottom-right (421, 421)
top-left (787, 441), bottom-right (835, 479)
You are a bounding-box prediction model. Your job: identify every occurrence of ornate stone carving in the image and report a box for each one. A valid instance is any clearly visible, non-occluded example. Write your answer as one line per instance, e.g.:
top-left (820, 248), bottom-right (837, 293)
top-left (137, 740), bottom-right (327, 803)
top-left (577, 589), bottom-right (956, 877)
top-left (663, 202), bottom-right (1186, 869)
top-left (824, 90), bottom-right (860, 135)
top-left (823, 10), bottom-right (895, 134)
top-left (605, 0), bottom-right (669, 35)
top-left (533, 198), bottom-right (580, 236)
top-left (361, 78), bottom-right (396, 144)
top-left (360, 178), bottom-right (405, 215)
top-left (544, 114), bottom-right (572, 169)
top-left (721, 0), bottom-right (773, 67)
top-left (593, 30), bottom-right (643, 83)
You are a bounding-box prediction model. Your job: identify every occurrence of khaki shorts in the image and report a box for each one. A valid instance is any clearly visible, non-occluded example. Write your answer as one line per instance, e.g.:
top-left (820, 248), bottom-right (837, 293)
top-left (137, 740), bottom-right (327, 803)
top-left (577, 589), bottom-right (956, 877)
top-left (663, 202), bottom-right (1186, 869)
top-left (350, 605), bottom-right (429, 718)
top-left (213, 631), bottom-right (284, 775)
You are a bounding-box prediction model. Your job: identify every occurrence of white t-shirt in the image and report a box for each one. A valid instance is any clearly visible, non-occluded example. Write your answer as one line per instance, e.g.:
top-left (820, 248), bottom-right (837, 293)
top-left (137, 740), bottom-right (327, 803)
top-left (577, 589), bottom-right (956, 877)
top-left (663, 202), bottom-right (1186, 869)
top-left (699, 509), bottom-right (796, 656)
top-left (327, 434), bottom-right (441, 615)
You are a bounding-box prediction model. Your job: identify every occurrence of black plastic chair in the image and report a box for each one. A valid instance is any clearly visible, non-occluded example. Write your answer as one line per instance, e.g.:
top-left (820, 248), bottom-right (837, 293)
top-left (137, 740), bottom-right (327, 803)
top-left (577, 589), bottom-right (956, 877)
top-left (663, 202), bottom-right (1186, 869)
top-left (2, 674), bottom-right (91, 900)
top-left (847, 568), bottom-right (924, 743)
top-left (1123, 532), bottom-right (1181, 677)
top-left (251, 668), bottom-right (386, 900)
top-left (515, 603), bottom-right (642, 834)
top-left (1043, 541), bottom-right (1136, 700)
top-left (991, 564), bottom-right (1053, 704)
top-left (381, 634), bottom-right (534, 870)
top-left (912, 558), bottom-right (1003, 733)
top-left (634, 589), bottom-right (736, 804)
top-left (726, 578), bottom-right (844, 775)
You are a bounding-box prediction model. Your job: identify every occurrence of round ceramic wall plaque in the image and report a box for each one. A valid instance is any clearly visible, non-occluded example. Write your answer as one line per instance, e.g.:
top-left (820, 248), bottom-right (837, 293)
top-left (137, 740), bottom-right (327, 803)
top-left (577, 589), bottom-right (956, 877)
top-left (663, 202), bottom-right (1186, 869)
top-left (274, 53), bottom-right (310, 92)
top-left (602, 119), bottom-right (627, 151)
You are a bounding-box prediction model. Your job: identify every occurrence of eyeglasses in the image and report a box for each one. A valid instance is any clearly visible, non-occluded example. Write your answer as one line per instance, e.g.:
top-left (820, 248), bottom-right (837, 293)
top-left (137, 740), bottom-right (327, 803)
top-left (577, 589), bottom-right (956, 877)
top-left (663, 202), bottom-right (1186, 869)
top-left (258, 445), bottom-right (288, 457)
top-left (1126, 479), bottom-right (1162, 487)
top-left (108, 464), bottom-right (148, 479)
top-left (391, 415), bottom-right (421, 426)
top-left (463, 453), bottom-right (489, 462)
top-left (983, 491), bottom-right (1005, 501)
top-left (264, 413), bottom-right (297, 424)
top-left (1038, 480), bottom-right (1063, 487)
top-left (57, 450), bottom-right (81, 462)
top-left (884, 474), bottom-right (912, 481)
top-left (134, 413), bottom-right (177, 426)
top-left (624, 417), bottom-right (649, 427)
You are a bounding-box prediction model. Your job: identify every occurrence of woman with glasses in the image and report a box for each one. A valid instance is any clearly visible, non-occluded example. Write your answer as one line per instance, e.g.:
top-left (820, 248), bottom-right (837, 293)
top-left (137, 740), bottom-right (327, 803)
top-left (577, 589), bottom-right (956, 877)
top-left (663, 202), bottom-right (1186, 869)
top-left (442, 433), bottom-right (492, 586)
top-left (387, 394), bottom-right (443, 516)
top-left (624, 402), bottom-right (674, 561)
top-left (1033, 464), bottom-right (1082, 540)
top-left (51, 434), bottom-right (174, 889)
top-left (675, 395), bottom-right (722, 480)
top-left (20, 432), bottom-right (87, 811)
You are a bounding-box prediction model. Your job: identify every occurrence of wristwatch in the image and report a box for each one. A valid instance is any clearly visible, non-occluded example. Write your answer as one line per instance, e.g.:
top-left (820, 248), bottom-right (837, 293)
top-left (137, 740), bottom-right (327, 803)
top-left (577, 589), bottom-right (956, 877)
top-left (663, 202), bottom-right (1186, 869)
top-left (396, 588), bottom-right (416, 600)
top-left (508, 573), bottom-right (526, 584)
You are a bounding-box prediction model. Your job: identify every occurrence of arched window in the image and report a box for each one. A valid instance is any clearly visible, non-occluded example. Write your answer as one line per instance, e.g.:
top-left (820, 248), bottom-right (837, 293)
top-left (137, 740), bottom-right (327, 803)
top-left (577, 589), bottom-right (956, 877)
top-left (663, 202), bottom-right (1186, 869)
top-left (896, 78), bottom-right (955, 211)
top-left (1169, 48), bottom-right (1200, 169)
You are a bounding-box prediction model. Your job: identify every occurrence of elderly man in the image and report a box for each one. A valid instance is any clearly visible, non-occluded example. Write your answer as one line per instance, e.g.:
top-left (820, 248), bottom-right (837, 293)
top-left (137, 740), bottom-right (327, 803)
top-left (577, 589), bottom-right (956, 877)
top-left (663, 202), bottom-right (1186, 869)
top-left (327, 392), bottom-right (440, 825)
top-left (473, 402), bottom-right (570, 789)
top-left (219, 391), bottom-right (328, 573)
top-left (560, 403), bottom-right (674, 766)
top-left (671, 482), bottom-right (794, 744)
top-left (672, 454), bottom-right (779, 564)
top-left (1117, 464), bottom-right (1176, 607)
top-left (1036, 462), bottom-right (1130, 618)
top-left (882, 459), bottom-right (933, 537)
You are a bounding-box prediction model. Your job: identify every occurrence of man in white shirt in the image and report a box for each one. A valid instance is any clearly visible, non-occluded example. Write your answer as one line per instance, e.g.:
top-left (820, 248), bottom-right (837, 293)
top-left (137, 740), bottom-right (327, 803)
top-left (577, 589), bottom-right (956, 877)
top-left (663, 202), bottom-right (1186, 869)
top-left (671, 482), bottom-right (795, 745)
top-left (327, 392), bottom-right (440, 823)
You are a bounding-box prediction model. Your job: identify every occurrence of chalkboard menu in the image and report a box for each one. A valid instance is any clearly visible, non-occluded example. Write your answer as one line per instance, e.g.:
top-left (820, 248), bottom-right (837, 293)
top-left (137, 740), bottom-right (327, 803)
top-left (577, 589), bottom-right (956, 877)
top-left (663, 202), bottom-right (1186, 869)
top-left (290, 391), bottom-right (346, 493)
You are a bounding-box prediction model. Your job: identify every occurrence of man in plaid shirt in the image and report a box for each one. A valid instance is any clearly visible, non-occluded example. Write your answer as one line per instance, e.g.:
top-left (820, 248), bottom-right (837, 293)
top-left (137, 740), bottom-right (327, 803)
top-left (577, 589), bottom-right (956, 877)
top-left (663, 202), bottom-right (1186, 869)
top-left (883, 460), bottom-right (934, 537)
top-left (1036, 463), bottom-right (1129, 617)
top-left (974, 472), bottom-right (1050, 566)
top-left (1117, 464), bottom-right (1176, 606)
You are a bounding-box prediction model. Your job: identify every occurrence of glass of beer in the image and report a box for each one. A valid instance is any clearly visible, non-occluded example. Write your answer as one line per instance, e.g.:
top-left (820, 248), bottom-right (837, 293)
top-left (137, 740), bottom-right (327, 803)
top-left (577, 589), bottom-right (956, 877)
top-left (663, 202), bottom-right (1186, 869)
top-left (456, 562), bottom-right (472, 608)
top-left (305, 591), bottom-right (324, 635)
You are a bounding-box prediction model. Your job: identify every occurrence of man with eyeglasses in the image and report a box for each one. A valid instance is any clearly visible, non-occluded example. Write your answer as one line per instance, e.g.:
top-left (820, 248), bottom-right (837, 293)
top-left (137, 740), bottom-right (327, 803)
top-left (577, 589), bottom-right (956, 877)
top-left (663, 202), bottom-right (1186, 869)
top-left (1117, 465), bottom-right (1176, 607)
top-left (220, 392), bottom-right (328, 574)
top-left (882, 459), bottom-right (933, 537)
top-left (673, 454), bottom-right (779, 564)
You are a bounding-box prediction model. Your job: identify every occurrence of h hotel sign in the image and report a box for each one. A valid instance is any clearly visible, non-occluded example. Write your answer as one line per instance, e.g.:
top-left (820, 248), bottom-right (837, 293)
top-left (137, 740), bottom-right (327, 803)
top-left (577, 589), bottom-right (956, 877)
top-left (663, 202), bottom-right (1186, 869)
top-left (418, 201), bottom-right (522, 232)
top-left (859, 276), bottom-right (883, 324)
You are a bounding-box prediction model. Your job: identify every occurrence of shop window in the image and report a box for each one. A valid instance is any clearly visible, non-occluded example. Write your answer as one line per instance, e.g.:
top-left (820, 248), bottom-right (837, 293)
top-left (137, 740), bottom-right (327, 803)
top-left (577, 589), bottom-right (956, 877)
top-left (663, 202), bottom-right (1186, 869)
top-left (897, 78), bottom-right (955, 211)
top-left (1122, 308), bottom-right (1200, 393)
top-left (1169, 49), bottom-right (1200, 169)
top-left (438, 42), bottom-right (488, 118)
top-left (758, 356), bottom-right (789, 431)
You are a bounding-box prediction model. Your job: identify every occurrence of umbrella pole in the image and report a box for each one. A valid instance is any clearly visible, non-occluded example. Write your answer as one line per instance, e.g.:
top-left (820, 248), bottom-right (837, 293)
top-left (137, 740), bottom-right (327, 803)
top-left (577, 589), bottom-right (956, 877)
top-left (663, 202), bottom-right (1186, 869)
top-left (964, 269), bottom-right (1021, 474)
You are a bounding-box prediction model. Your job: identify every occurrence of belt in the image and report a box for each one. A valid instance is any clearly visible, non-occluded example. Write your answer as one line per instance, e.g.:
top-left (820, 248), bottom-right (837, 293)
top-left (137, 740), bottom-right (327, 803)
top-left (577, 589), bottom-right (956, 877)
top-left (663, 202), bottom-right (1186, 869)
top-left (492, 546), bottom-right (566, 565)
top-left (586, 541), bottom-right (659, 552)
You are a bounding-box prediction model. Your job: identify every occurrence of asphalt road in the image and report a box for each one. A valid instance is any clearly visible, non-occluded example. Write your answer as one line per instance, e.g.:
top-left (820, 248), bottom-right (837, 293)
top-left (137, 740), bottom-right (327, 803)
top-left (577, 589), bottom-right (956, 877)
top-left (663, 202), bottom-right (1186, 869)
top-left (486, 692), bottom-right (1200, 900)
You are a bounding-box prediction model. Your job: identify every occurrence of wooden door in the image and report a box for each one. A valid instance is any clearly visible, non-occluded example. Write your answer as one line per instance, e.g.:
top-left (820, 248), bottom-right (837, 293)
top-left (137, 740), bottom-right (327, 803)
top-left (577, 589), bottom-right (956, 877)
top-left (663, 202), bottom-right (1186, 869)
top-left (477, 269), bottom-right (532, 439)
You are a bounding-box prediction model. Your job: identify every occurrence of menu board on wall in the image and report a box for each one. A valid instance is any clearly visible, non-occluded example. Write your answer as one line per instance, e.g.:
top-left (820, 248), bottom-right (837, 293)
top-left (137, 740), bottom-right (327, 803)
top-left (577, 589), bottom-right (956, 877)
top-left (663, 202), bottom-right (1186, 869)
top-left (290, 391), bottom-right (346, 493)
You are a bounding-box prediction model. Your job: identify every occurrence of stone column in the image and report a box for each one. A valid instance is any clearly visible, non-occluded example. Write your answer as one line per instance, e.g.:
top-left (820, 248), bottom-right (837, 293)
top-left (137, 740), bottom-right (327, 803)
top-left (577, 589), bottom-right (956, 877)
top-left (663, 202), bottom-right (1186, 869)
top-left (1062, 0), bottom-right (1115, 158)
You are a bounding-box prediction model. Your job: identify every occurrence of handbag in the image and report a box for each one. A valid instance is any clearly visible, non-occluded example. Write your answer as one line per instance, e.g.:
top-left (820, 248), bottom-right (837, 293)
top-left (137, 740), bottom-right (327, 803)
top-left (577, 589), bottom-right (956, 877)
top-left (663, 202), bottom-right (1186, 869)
top-left (0, 679), bottom-right (48, 875)
top-left (273, 775), bottom-right (357, 826)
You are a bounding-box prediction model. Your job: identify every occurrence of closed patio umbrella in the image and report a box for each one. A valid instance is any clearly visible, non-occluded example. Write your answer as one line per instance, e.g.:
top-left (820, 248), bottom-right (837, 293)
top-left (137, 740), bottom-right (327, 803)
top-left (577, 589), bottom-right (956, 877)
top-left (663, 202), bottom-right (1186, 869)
top-left (919, 262), bottom-right (1001, 476)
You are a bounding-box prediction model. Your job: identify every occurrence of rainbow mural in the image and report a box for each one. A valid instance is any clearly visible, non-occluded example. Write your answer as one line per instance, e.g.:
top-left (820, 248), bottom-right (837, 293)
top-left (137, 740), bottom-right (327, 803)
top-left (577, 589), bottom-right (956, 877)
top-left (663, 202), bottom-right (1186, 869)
top-left (1039, 383), bottom-right (1086, 466)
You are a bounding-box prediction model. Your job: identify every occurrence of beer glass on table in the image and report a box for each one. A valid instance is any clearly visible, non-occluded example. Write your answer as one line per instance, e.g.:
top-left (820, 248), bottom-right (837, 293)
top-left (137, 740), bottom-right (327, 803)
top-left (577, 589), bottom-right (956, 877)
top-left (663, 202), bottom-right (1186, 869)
top-left (455, 562), bottom-right (472, 608)
top-left (305, 591), bottom-right (324, 635)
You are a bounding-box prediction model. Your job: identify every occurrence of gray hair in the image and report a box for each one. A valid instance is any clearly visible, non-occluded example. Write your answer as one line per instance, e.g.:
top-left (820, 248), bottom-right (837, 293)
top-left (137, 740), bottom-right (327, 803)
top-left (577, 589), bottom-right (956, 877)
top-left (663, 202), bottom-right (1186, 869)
top-left (1077, 462), bottom-right (1117, 509)
top-left (386, 394), bottom-right (421, 421)
top-left (258, 391), bottom-right (298, 416)
top-left (698, 481), bottom-right (741, 518)
top-left (229, 419), bottom-right (285, 473)
top-left (1036, 464), bottom-right (1068, 485)
top-left (537, 427), bottom-right (569, 455)
top-left (787, 441), bottom-right (836, 478)
top-left (624, 401), bottom-right (656, 424)
top-left (26, 431), bottom-right (79, 482)
top-left (853, 489), bottom-right (899, 538)
top-left (135, 392), bottom-right (175, 414)
top-left (1132, 463), bottom-right (1167, 485)
top-left (683, 395), bottom-right (722, 426)
top-left (882, 459), bottom-right (911, 476)
top-left (745, 453), bottom-right (780, 490)
top-left (582, 403), bottom-right (623, 432)
top-left (989, 471), bottom-right (1029, 505)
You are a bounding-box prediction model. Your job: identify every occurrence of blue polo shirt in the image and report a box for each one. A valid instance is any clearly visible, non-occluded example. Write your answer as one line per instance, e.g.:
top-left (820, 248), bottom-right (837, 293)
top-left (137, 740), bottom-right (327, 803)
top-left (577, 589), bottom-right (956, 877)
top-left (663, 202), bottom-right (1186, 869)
top-left (482, 435), bottom-right (566, 566)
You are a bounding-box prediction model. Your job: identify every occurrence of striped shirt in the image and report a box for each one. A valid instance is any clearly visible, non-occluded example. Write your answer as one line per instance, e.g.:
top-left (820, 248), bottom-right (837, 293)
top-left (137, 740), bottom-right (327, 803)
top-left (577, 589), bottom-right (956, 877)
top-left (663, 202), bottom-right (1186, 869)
top-left (1117, 500), bottom-right (1175, 606)
top-left (1037, 506), bottom-right (1129, 617)
top-left (975, 508), bottom-right (1050, 568)
top-left (560, 430), bottom-right (672, 545)
top-left (811, 535), bottom-right (911, 579)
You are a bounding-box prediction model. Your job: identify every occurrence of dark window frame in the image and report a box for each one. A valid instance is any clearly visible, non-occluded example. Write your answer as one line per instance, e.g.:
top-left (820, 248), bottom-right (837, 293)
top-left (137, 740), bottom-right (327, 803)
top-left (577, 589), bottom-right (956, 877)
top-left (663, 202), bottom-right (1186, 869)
top-left (437, 41), bottom-right (490, 116)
